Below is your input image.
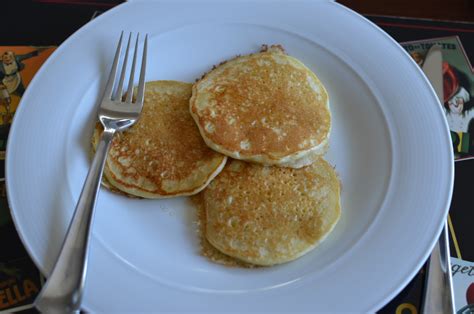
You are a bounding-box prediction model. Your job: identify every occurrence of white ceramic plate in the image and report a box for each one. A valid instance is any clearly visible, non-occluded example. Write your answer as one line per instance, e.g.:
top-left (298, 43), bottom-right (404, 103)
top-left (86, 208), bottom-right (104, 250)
top-left (6, 1), bottom-right (453, 312)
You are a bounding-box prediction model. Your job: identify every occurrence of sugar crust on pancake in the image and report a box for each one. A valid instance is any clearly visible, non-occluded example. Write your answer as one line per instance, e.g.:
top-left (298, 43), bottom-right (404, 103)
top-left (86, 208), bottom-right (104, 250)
top-left (202, 158), bottom-right (341, 266)
top-left (190, 45), bottom-right (331, 168)
top-left (92, 80), bottom-right (227, 198)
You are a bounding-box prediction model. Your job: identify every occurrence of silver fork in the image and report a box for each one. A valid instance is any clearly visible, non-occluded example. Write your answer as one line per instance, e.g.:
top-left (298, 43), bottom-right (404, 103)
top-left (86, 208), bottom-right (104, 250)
top-left (34, 32), bottom-right (147, 314)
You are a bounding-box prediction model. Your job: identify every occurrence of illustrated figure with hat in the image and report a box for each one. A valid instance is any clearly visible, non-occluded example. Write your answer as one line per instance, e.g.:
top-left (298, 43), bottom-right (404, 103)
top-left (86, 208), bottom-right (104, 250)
top-left (442, 61), bottom-right (474, 157)
top-left (443, 62), bottom-right (474, 133)
top-left (0, 50), bottom-right (40, 97)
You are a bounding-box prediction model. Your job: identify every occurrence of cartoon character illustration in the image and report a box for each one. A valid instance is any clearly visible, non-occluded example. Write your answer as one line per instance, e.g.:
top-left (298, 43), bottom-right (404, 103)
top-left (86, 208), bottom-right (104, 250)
top-left (0, 50), bottom-right (40, 97)
top-left (442, 62), bottom-right (474, 156)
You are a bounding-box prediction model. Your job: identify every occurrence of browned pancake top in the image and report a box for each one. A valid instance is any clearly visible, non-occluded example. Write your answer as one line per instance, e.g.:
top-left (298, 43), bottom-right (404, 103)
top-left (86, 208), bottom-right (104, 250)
top-left (94, 81), bottom-right (226, 198)
top-left (203, 158), bottom-right (341, 265)
top-left (190, 47), bottom-right (330, 161)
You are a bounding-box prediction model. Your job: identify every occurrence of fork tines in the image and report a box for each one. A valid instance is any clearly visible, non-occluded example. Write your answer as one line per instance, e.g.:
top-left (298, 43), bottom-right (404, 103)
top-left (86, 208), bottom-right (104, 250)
top-left (104, 31), bottom-right (148, 106)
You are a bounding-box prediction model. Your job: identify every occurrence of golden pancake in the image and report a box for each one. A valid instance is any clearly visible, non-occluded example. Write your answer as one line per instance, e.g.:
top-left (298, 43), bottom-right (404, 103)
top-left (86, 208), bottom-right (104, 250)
top-left (92, 81), bottom-right (227, 198)
top-left (190, 45), bottom-right (331, 168)
top-left (203, 158), bottom-right (341, 266)
top-left (191, 193), bottom-right (256, 268)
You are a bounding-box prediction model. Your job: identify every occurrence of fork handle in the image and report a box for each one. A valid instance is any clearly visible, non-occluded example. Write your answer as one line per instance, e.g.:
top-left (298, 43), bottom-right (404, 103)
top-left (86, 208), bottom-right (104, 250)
top-left (34, 128), bottom-right (115, 314)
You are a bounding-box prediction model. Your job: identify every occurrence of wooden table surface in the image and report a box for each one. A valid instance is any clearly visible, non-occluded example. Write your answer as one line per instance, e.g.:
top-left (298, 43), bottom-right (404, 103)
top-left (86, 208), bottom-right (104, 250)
top-left (338, 0), bottom-right (474, 22)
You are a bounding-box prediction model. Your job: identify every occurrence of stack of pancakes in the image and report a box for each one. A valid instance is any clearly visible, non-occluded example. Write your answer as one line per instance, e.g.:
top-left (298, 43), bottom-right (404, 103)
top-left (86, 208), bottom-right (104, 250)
top-left (93, 45), bottom-right (341, 266)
